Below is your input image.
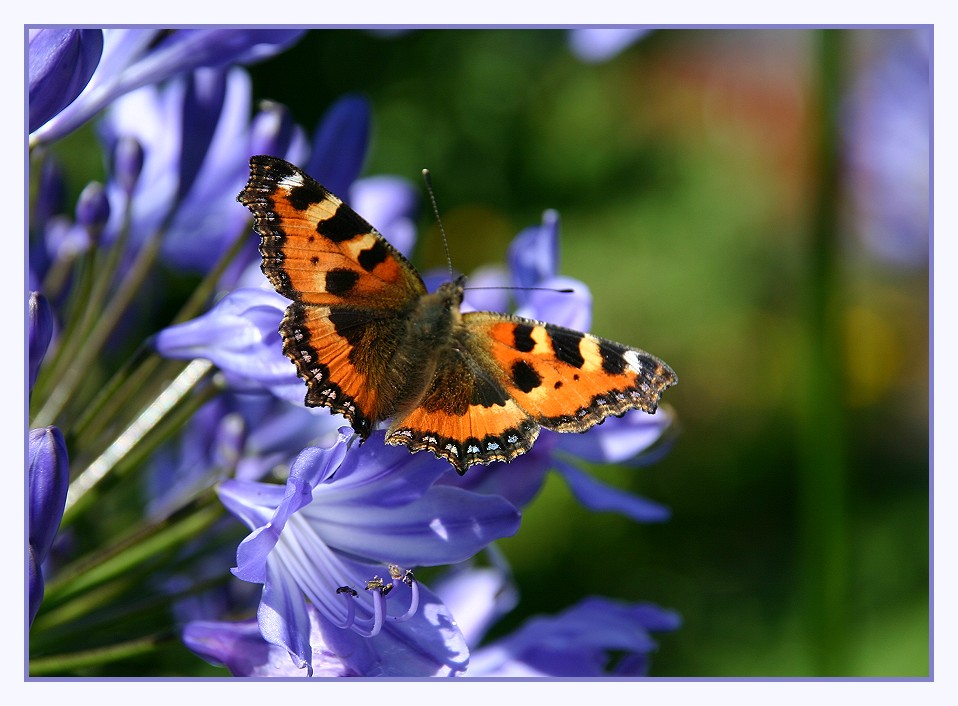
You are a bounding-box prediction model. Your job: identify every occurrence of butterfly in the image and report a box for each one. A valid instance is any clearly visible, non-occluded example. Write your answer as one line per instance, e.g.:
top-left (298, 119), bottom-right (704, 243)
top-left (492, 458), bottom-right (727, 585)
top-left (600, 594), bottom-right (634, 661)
top-left (238, 156), bottom-right (677, 474)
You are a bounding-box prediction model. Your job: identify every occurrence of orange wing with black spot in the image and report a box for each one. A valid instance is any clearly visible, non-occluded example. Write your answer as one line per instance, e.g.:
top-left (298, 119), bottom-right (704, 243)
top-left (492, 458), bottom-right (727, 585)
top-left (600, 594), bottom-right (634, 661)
top-left (384, 311), bottom-right (677, 473)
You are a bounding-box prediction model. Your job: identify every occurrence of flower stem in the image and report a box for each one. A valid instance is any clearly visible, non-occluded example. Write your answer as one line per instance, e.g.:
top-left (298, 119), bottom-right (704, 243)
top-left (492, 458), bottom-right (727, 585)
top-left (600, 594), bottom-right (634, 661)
top-left (29, 636), bottom-right (163, 676)
top-left (32, 229), bottom-right (164, 428)
top-left (62, 358), bottom-right (214, 523)
top-left (42, 501), bottom-right (222, 609)
top-left (796, 29), bottom-right (850, 675)
top-left (171, 222), bottom-right (251, 325)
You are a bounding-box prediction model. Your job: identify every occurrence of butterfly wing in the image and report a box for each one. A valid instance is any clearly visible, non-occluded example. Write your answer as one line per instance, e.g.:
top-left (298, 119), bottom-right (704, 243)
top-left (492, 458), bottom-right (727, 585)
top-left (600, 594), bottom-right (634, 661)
top-left (467, 311), bottom-right (677, 431)
top-left (385, 339), bottom-right (541, 474)
top-left (238, 156), bottom-right (427, 434)
top-left (385, 311), bottom-right (677, 474)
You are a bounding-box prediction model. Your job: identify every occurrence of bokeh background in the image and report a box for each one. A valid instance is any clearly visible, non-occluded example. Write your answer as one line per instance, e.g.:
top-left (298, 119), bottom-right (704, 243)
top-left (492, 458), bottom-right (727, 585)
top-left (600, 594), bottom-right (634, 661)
top-left (45, 27), bottom-right (930, 677)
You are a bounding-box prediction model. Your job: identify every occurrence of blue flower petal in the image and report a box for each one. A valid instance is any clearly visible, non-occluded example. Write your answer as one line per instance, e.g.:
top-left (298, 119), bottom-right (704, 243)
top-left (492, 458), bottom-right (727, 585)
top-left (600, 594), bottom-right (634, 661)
top-left (468, 595), bottom-right (679, 677)
top-left (514, 274), bottom-right (591, 331)
top-left (33, 28), bottom-right (305, 144)
top-left (554, 407), bottom-right (673, 463)
top-left (28, 292), bottom-right (54, 393)
top-left (28, 29), bottom-right (103, 132)
top-left (28, 426), bottom-right (70, 563)
top-left (177, 67), bottom-right (227, 201)
top-left (508, 209), bottom-right (559, 291)
top-left (432, 564), bottom-right (518, 647)
top-left (311, 484), bottom-right (521, 567)
top-left (553, 458), bottom-right (671, 523)
top-left (154, 287), bottom-right (303, 397)
top-left (258, 559), bottom-right (313, 673)
top-left (307, 94), bottom-right (371, 197)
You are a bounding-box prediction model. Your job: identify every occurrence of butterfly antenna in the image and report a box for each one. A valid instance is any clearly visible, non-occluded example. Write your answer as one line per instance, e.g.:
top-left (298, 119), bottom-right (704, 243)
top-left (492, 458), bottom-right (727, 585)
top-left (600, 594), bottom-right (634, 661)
top-left (422, 169), bottom-right (455, 281)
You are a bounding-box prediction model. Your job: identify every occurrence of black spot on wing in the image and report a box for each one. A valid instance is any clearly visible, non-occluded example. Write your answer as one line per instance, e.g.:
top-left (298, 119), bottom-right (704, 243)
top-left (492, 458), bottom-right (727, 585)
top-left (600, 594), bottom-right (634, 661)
top-left (358, 239), bottom-right (390, 272)
top-left (511, 360), bottom-right (543, 393)
top-left (325, 268), bottom-right (360, 296)
top-left (513, 323), bottom-right (536, 352)
top-left (550, 329), bottom-right (585, 368)
top-left (288, 183), bottom-right (322, 211)
top-left (598, 339), bottom-right (628, 375)
top-left (317, 203), bottom-right (367, 243)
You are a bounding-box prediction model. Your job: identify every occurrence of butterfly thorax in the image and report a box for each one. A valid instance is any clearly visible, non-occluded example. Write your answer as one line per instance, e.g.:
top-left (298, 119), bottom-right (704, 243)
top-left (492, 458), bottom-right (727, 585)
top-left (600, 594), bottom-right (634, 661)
top-left (387, 278), bottom-right (466, 419)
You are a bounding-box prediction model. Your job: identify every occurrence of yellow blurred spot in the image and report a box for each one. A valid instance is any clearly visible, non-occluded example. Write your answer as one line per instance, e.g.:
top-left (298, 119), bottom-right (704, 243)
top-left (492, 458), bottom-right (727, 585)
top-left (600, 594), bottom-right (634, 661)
top-left (844, 305), bottom-right (902, 408)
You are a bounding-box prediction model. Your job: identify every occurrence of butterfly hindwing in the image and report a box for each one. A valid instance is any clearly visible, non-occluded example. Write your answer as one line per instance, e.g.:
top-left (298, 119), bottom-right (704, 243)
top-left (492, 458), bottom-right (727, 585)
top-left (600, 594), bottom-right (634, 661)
top-left (281, 301), bottom-right (411, 437)
top-left (385, 338), bottom-right (540, 473)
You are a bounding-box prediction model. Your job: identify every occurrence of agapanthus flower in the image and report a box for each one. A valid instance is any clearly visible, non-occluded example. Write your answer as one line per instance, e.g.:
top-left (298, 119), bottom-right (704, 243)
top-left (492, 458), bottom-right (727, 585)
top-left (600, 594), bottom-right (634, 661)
top-left (28, 426), bottom-right (70, 624)
top-left (843, 28), bottom-right (930, 267)
top-left (568, 28), bottom-right (652, 63)
top-left (28, 292), bottom-right (54, 393)
top-left (184, 555), bottom-right (680, 677)
top-left (30, 28), bottom-right (305, 145)
top-left (94, 65), bottom-right (312, 274)
top-left (215, 430), bottom-right (520, 675)
top-left (28, 29), bottom-right (104, 133)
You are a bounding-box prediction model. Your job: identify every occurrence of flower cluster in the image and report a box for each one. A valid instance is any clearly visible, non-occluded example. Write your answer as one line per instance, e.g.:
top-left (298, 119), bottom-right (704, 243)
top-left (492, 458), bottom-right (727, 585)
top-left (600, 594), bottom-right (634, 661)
top-left (28, 28), bottom-right (679, 678)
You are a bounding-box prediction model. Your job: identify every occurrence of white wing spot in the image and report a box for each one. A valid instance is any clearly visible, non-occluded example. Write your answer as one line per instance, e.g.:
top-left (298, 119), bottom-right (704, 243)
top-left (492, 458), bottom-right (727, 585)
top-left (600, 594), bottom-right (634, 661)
top-left (278, 172), bottom-right (305, 190)
top-left (624, 350), bottom-right (643, 374)
top-left (486, 441), bottom-right (500, 451)
top-left (467, 444), bottom-right (480, 454)
top-left (445, 443), bottom-right (460, 456)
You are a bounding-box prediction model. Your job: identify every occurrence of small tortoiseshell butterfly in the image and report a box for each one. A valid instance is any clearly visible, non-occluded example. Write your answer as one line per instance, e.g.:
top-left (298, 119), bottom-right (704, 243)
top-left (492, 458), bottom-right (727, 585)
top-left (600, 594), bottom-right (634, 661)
top-left (238, 156), bottom-right (677, 474)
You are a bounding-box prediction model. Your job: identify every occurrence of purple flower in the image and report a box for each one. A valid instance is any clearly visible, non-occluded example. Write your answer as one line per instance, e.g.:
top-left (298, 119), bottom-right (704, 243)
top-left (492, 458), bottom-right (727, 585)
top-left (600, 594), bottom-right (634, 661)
top-left (28, 426), bottom-right (70, 624)
top-left (146, 390), bottom-right (344, 520)
top-left (96, 66), bottom-right (310, 275)
top-left (843, 29), bottom-right (930, 267)
top-left (184, 605), bottom-right (359, 677)
top-left (28, 292), bottom-right (54, 393)
top-left (217, 431), bottom-right (520, 675)
top-left (433, 565), bottom-right (680, 677)
top-left (30, 28), bottom-right (305, 145)
top-left (28, 29), bottom-right (104, 133)
top-left (568, 28), bottom-right (652, 63)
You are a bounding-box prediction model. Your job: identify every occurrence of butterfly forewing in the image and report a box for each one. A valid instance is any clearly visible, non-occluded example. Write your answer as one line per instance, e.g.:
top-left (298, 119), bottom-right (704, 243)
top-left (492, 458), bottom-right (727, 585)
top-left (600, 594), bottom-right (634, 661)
top-left (238, 155), bottom-right (426, 308)
top-left (468, 313), bottom-right (677, 432)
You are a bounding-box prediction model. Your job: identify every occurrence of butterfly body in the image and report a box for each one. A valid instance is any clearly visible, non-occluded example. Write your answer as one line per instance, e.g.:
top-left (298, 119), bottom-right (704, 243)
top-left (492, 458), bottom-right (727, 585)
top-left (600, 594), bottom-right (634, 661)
top-left (239, 156), bottom-right (677, 474)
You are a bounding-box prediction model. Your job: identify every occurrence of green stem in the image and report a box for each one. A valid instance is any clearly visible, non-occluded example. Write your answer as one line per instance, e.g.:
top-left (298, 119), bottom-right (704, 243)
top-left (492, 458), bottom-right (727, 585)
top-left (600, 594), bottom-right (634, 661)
top-left (797, 28), bottom-right (850, 675)
top-left (172, 222), bottom-right (251, 325)
top-left (43, 501), bottom-right (223, 608)
top-left (62, 359), bottom-right (214, 523)
top-left (30, 636), bottom-right (163, 675)
top-left (32, 230), bottom-right (164, 428)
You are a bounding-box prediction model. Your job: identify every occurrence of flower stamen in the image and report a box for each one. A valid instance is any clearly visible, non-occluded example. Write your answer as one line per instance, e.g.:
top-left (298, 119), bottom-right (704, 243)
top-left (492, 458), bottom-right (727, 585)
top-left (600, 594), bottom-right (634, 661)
top-left (332, 565), bottom-right (421, 637)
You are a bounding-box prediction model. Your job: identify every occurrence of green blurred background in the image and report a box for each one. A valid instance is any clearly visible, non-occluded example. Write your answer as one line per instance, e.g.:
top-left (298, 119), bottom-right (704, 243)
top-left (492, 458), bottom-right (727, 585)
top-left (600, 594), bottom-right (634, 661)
top-left (241, 28), bottom-right (930, 677)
